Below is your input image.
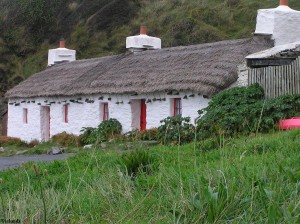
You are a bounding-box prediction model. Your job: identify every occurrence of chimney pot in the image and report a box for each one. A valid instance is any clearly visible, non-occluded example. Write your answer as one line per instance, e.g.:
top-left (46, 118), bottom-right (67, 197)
top-left (140, 25), bottom-right (147, 35)
top-left (280, 0), bottom-right (288, 6)
top-left (59, 38), bottom-right (65, 48)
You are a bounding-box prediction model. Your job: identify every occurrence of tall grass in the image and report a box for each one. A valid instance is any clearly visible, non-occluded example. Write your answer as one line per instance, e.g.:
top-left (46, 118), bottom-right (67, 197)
top-left (1, 130), bottom-right (300, 223)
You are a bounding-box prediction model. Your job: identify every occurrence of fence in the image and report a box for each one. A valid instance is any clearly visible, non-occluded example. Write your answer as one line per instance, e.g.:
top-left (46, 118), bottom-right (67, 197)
top-left (249, 57), bottom-right (300, 98)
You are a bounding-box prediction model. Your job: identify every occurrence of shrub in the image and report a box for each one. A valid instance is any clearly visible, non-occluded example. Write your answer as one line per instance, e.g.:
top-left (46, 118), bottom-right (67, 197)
top-left (158, 115), bottom-right (195, 145)
top-left (119, 149), bottom-right (155, 177)
top-left (197, 84), bottom-right (300, 139)
top-left (51, 132), bottom-right (81, 147)
top-left (79, 118), bottom-right (122, 144)
top-left (98, 118), bottom-right (122, 140)
top-left (197, 137), bottom-right (220, 152)
top-left (126, 128), bottom-right (159, 142)
top-left (0, 136), bottom-right (26, 147)
top-left (79, 127), bottom-right (97, 145)
top-left (27, 139), bottom-right (40, 148)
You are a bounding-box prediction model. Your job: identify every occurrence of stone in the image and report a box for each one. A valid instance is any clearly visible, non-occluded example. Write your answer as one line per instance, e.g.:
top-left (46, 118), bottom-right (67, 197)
top-left (83, 144), bottom-right (93, 149)
top-left (0, 147), bottom-right (5, 153)
top-left (16, 150), bottom-right (28, 155)
top-left (48, 147), bottom-right (64, 155)
top-left (100, 142), bottom-right (107, 148)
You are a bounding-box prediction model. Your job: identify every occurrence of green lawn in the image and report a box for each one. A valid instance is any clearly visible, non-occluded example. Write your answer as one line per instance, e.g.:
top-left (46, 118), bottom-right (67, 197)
top-left (1, 130), bottom-right (300, 223)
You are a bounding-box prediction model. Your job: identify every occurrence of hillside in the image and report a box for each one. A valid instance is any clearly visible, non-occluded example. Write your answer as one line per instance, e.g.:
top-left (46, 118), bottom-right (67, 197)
top-left (1, 0), bottom-right (300, 103)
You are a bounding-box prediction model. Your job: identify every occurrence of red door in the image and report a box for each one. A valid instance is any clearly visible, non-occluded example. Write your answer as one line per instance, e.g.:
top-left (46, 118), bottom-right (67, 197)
top-left (140, 99), bottom-right (146, 131)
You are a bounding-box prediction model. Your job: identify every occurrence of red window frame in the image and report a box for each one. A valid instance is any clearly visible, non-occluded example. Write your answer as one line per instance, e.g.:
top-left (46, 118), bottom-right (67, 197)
top-left (173, 98), bottom-right (182, 116)
top-left (63, 104), bottom-right (68, 123)
top-left (23, 108), bottom-right (28, 124)
top-left (102, 103), bottom-right (109, 121)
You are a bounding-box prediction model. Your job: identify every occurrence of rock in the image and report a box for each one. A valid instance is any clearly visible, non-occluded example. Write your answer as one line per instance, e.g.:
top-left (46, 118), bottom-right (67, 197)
top-left (100, 142), bottom-right (107, 148)
top-left (0, 147), bottom-right (5, 153)
top-left (47, 147), bottom-right (64, 155)
top-left (16, 150), bottom-right (28, 155)
top-left (84, 144), bottom-right (93, 149)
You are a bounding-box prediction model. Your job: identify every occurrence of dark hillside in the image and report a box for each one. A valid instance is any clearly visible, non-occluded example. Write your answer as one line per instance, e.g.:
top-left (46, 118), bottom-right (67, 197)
top-left (0, 0), bottom-right (300, 102)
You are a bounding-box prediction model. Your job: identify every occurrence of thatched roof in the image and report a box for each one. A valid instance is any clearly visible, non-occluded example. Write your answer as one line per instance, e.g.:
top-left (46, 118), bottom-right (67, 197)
top-left (6, 36), bottom-right (273, 98)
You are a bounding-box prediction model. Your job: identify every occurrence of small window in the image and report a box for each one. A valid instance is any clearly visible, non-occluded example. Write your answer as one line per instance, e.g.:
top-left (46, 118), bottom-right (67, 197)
top-left (23, 108), bottom-right (28, 124)
top-left (173, 98), bottom-right (182, 116)
top-left (102, 103), bottom-right (109, 121)
top-left (63, 104), bottom-right (68, 123)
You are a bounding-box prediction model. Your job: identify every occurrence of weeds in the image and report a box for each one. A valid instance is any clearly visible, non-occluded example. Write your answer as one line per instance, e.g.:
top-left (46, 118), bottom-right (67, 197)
top-left (0, 130), bottom-right (300, 222)
top-left (119, 149), bottom-right (155, 177)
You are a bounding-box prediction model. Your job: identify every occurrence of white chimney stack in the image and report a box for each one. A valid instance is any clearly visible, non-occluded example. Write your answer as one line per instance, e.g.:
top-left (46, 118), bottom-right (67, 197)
top-left (48, 38), bottom-right (76, 66)
top-left (126, 25), bottom-right (161, 52)
top-left (255, 0), bottom-right (300, 46)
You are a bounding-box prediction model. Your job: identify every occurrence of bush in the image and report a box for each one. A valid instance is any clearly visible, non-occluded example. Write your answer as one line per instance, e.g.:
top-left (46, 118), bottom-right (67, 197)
top-left (79, 127), bottom-right (97, 145)
top-left (51, 132), bottom-right (81, 147)
top-left (126, 128), bottom-right (159, 142)
top-left (158, 115), bottom-right (195, 145)
top-left (197, 84), bottom-right (300, 139)
top-left (119, 149), bottom-right (155, 177)
top-left (27, 139), bottom-right (40, 148)
top-left (197, 138), bottom-right (220, 152)
top-left (80, 118), bottom-right (122, 144)
top-left (0, 136), bottom-right (26, 147)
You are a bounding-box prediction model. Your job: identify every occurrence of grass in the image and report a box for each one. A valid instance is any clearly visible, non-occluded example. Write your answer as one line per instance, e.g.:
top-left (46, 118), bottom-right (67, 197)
top-left (0, 142), bottom-right (81, 157)
top-left (0, 130), bottom-right (300, 223)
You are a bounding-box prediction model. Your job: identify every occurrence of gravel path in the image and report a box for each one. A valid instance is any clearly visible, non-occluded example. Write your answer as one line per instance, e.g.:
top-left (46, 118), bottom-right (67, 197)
top-left (0, 154), bottom-right (75, 171)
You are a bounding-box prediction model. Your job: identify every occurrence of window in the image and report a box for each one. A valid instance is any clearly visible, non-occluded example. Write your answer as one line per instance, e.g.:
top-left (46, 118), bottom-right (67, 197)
top-left (23, 108), bottom-right (28, 124)
top-left (173, 98), bottom-right (182, 116)
top-left (63, 104), bottom-right (68, 123)
top-left (102, 103), bottom-right (109, 121)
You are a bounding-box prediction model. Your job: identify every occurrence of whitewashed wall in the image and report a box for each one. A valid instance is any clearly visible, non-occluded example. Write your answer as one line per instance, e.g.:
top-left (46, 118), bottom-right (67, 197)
top-left (7, 92), bottom-right (209, 142)
top-left (255, 6), bottom-right (300, 46)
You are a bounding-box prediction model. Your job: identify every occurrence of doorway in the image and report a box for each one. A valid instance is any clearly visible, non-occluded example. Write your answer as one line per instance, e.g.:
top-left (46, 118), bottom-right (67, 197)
top-left (140, 99), bottom-right (146, 131)
top-left (131, 99), bottom-right (147, 131)
top-left (40, 106), bottom-right (50, 141)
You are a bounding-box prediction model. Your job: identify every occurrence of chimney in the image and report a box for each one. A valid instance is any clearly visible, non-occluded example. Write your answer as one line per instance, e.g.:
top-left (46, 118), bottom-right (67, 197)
top-left (59, 38), bottom-right (65, 48)
top-left (126, 25), bottom-right (161, 52)
top-left (280, 0), bottom-right (288, 6)
top-left (48, 38), bottom-right (76, 67)
top-left (140, 25), bottom-right (147, 35)
top-left (254, 0), bottom-right (300, 46)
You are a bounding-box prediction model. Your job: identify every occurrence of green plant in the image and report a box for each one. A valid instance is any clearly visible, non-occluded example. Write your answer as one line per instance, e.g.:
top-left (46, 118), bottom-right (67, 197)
top-left (51, 132), bottom-right (81, 147)
top-left (125, 128), bottom-right (159, 142)
top-left (1, 130), bottom-right (300, 222)
top-left (32, 164), bottom-right (47, 224)
top-left (79, 127), bottom-right (97, 145)
top-left (79, 118), bottom-right (122, 144)
top-left (197, 84), bottom-right (300, 139)
top-left (197, 137), bottom-right (220, 152)
top-left (0, 136), bottom-right (26, 147)
top-left (119, 149), bottom-right (155, 177)
top-left (158, 115), bottom-right (195, 145)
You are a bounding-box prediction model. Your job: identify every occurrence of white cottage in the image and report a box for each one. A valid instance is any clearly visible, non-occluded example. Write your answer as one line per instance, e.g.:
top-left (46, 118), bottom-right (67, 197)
top-left (5, 0), bottom-right (300, 142)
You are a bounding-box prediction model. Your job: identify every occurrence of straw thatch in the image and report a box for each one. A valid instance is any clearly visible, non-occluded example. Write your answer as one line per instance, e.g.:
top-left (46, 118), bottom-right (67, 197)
top-left (6, 36), bottom-right (273, 98)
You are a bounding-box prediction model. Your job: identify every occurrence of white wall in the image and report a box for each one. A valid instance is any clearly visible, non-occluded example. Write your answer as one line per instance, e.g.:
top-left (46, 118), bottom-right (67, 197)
top-left (7, 92), bottom-right (210, 142)
top-left (255, 6), bottom-right (300, 46)
top-left (8, 102), bottom-right (42, 142)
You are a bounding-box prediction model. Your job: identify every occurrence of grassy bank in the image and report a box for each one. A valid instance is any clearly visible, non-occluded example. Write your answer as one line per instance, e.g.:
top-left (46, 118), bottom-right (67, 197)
top-left (0, 130), bottom-right (300, 223)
